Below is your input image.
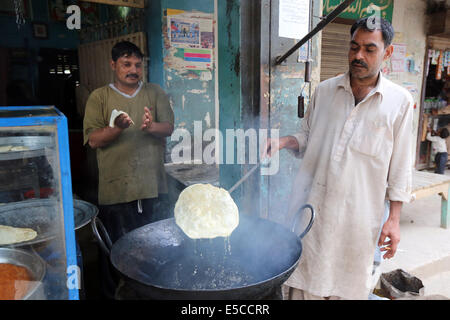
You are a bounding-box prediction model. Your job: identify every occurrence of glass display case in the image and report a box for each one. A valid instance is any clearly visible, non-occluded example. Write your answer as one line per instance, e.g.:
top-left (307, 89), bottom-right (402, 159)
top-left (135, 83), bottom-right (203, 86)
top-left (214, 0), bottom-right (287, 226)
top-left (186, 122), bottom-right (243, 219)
top-left (0, 106), bottom-right (79, 300)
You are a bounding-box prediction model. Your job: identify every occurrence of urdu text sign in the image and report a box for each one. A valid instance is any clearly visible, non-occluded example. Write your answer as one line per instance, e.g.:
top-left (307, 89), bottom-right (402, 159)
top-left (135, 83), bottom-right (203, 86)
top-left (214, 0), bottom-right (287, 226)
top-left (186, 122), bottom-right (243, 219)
top-left (323, 0), bottom-right (393, 22)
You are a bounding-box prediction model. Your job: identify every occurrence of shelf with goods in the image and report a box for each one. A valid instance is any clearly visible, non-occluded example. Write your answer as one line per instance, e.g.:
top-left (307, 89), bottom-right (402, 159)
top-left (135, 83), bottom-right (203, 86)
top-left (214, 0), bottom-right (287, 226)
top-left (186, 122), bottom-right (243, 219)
top-left (417, 43), bottom-right (450, 170)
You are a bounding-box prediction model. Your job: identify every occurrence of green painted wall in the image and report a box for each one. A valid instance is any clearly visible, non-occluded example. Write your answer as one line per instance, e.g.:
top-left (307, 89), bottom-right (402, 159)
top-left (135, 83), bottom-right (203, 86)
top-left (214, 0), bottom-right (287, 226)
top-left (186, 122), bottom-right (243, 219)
top-left (218, 0), bottom-right (242, 192)
top-left (147, 0), bottom-right (217, 158)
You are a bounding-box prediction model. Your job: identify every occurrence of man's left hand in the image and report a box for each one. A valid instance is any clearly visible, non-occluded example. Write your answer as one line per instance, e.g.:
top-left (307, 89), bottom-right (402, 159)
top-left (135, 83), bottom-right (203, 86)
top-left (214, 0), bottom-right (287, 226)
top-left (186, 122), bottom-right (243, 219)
top-left (378, 217), bottom-right (400, 259)
top-left (141, 106), bottom-right (153, 131)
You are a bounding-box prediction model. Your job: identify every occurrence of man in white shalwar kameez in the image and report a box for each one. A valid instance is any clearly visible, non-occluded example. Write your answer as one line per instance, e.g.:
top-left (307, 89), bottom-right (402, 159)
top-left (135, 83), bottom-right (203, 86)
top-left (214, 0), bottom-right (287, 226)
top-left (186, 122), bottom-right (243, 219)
top-left (263, 17), bottom-right (413, 299)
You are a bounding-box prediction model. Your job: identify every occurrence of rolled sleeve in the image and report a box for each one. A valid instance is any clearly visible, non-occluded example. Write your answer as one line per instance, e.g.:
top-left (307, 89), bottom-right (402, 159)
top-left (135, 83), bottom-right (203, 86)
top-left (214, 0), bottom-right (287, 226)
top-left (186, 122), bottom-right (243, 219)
top-left (83, 89), bottom-right (107, 146)
top-left (288, 132), bottom-right (307, 159)
top-left (387, 97), bottom-right (414, 203)
top-left (387, 185), bottom-right (413, 203)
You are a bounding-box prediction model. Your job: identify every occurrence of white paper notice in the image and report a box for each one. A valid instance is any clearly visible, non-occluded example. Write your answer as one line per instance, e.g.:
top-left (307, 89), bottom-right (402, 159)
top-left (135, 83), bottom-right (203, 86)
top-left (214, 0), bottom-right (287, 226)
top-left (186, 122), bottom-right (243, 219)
top-left (279, 0), bottom-right (310, 40)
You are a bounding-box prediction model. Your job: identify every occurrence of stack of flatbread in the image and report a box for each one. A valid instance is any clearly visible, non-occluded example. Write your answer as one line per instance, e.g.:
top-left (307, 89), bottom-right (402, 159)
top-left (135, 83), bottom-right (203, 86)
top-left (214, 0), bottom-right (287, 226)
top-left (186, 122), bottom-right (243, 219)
top-left (0, 146), bottom-right (29, 153)
top-left (174, 184), bottom-right (239, 239)
top-left (0, 225), bottom-right (37, 245)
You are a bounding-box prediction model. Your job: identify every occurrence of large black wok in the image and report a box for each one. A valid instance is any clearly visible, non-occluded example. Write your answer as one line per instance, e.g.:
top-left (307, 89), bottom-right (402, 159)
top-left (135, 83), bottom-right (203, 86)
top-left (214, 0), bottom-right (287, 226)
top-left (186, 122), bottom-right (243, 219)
top-left (91, 204), bottom-right (314, 300)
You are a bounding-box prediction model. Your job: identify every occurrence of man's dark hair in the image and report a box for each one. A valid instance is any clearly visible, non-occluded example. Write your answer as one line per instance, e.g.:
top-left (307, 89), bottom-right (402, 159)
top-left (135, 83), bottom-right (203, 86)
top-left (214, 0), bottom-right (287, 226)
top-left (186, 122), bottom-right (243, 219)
top-left (440, 128), bottom-right (449, 139)
top-left (350, 17), bottom-right (394, 48)
top-left (111, 41), bottom-right (143, 61)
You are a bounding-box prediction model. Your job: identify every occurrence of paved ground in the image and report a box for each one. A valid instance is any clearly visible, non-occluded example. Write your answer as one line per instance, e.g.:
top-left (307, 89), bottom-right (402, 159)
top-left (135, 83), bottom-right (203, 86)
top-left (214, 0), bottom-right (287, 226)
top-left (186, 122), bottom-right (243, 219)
top-left (379, 170), bottom-right (450, 299)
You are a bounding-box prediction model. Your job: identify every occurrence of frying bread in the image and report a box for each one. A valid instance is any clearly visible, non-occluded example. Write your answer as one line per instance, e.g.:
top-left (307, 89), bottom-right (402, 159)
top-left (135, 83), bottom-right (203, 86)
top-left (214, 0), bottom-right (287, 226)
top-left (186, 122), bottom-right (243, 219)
top-left (0, 225), bottom-right (37, 245)
top-left (174, 184), bottom-right (239, 239)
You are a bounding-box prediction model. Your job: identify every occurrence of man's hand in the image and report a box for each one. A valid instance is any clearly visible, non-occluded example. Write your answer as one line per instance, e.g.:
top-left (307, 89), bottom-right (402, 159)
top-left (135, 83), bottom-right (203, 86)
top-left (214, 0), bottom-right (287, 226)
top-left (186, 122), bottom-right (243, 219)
top-left (141, 106), bottom-right (153, 131)
top-left (261, 136), bottom-right (300, 160)
top-left (114, 113), bottom-right (134, 129)
top-left (261, 137), bottom-right (281, 160)
top-left (378, 201), bottom-right (402, 259)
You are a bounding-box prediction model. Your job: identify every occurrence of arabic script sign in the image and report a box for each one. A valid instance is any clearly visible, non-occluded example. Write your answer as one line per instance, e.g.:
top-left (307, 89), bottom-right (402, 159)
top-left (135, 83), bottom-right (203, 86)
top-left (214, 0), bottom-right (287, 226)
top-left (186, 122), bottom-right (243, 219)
top-left (323, 0), bottom-right (393, 22)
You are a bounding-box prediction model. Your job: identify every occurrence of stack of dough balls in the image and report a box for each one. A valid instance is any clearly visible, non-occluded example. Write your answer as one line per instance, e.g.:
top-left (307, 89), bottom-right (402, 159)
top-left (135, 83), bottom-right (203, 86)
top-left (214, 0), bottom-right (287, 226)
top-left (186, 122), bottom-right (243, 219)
top-left (174, 184), bottom-right (239, 239)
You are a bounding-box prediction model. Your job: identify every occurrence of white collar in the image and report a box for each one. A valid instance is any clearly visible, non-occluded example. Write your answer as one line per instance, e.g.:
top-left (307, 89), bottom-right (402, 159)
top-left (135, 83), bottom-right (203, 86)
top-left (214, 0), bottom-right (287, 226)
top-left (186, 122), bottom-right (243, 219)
top-left (109, 81), bottom-right (143, 98)
top-left (338, 71), bottom-right (385, 104)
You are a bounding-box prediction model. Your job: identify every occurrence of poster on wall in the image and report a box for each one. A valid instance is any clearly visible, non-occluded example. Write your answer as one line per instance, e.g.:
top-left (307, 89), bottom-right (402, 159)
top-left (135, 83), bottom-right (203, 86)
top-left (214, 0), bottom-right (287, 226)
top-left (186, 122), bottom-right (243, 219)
top-left (201, 31), bottom-right (214, 49)
top-left (279, 0), bottom-right (310, 40)
top-left (166, 9), bottom-right (214, 71)
top-left (184, 48), bottom-right (212, 69)
top-left (169, 17), bottom-right (200, 47)
top-left (298, 43), bottom-right (309, 62)
top-left (391, 59), bottom-right (405, 73)
top-left (392, 44), bottom-right (407, 60)
top-left (391, 43), bottom-right (407, 73)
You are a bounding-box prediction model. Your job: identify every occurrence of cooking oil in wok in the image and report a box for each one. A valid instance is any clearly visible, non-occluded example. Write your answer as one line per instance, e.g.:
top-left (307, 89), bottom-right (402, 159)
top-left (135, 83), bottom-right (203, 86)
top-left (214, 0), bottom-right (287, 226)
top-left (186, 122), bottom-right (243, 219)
top-left (166, 258), bottom-right (254, 290)
top-left (224, 236), bottom-right (232, 256)
top-left (162, 236), bottom-right (254, 290)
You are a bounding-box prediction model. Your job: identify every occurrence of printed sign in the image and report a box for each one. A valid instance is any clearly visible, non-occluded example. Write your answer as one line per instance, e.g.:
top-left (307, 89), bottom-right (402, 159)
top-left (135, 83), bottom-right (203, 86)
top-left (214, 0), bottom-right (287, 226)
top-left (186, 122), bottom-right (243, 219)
top-left (279, 0), bottom-right (310, 39)
top-left (169, 18), bottom-right (200, 47)
top-left (323, 0), bottom-right (393, 22)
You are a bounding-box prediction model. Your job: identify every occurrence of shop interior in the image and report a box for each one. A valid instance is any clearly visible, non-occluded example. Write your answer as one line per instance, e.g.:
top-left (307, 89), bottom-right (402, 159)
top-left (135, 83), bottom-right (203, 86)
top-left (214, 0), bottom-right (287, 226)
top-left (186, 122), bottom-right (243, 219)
top-left (0, 0), bottom-right (155, 300)
top-left (417, 37), bottom-right (450, 170)
top-left (1, 0), bottom-right (227, 300)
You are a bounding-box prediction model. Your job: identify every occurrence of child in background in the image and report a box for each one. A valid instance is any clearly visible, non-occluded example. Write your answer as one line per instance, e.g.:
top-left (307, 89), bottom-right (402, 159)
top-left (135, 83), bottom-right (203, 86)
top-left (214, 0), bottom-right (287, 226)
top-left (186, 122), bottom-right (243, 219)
top-left (427, 127), bottom-right (449, 174)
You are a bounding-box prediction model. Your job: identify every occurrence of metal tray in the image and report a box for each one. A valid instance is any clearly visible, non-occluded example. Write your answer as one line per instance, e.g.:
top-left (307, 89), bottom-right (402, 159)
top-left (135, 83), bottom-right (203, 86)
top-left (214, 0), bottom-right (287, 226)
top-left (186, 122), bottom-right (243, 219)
top-left (0, 198), bottom-right (98, 247)
top-left (0, 247), bottom-right (46, 300)
top-left (0, 136), bottom-right (54, 161)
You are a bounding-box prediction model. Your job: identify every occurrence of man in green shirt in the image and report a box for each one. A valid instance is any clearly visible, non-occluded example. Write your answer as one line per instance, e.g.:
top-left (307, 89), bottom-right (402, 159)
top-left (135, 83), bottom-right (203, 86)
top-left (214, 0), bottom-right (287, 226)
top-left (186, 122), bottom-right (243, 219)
top-left (83, 41), bottom-right (174, 298)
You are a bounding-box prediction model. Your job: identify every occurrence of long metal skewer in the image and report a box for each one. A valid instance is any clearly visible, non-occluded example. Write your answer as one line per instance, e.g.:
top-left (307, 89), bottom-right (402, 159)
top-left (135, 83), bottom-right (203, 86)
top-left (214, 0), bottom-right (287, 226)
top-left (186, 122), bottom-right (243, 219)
top-left (228, 163), bottom-right (261, 194)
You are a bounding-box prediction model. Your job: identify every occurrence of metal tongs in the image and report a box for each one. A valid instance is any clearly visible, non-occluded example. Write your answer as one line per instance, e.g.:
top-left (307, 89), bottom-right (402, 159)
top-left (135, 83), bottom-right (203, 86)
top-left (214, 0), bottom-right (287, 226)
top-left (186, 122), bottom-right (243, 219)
top-left (228, 157), bottom-right (271, 194)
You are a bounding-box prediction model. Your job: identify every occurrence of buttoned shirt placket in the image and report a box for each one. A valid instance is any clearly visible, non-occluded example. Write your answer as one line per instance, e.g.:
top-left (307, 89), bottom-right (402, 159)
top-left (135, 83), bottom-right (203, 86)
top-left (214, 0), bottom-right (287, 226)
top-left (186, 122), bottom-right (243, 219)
top-left (332, 85), bottom-right (381, 164)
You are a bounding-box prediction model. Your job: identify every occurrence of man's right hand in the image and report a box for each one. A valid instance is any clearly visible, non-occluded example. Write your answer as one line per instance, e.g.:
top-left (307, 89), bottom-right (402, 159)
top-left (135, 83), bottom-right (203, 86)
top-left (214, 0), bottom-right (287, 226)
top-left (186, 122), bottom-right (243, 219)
top-left (261, 137), bottom-right (281, 160)
top-left (89, 115), bottom-right (132, 149)
top-left (261, 136), bottom-right (300, 161)
top-left (114, 113), bottom-right (134, 129)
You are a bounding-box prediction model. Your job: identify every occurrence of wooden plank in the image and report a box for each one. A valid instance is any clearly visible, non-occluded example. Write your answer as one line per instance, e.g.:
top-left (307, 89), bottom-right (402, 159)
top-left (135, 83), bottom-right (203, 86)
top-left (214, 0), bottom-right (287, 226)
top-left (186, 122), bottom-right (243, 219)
top-left (412, 170), bottom-right (450, 188)
top-left (413, 183), bottom-right (448, 201)
top-left (410, 171), bottom-right (450, 229)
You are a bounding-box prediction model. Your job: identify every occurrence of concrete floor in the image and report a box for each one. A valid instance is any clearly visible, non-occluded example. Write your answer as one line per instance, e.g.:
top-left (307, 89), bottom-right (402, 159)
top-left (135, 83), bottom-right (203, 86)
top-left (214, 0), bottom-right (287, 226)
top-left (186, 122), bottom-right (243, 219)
top-left (379, 170), bottom-right (450, 299)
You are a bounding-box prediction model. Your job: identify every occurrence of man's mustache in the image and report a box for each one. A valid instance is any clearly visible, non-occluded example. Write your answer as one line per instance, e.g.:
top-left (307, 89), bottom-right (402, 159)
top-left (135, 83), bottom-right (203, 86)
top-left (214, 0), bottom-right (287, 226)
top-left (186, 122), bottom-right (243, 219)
top-left (126, 74), bottom-right (139, 78)
top-left (351, 60), bottom-right (368, 68)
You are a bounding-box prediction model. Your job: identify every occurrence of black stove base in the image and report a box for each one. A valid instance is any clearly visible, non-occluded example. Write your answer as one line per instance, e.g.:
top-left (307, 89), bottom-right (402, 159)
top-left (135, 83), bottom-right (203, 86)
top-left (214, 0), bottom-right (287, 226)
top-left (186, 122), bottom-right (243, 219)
top-left (115, 280), bottom-right (283, 300)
